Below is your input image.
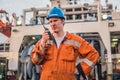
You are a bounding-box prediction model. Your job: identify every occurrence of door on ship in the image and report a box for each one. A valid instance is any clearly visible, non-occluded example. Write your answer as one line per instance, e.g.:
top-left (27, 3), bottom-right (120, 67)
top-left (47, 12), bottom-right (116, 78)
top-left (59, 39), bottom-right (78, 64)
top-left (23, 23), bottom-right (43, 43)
top-left (0, 57), bottom-right (7, 80)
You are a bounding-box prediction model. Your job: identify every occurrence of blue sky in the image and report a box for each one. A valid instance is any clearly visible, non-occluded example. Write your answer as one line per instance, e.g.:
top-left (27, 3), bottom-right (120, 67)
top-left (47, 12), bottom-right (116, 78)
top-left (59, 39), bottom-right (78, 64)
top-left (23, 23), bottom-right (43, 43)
top-left (0, 0), bottom-right (51, 16)
top-left (0, 0), bottom-right (120, 17)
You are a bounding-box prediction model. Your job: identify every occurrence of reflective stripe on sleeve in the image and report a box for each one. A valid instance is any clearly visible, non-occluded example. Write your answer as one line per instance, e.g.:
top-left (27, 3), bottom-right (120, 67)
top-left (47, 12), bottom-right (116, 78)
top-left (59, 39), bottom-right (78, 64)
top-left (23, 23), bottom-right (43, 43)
top-left (76, 58), bottom-right (94, 68)
top-left (83, 58), bottom-right (94, 67)
top-left (63, 40), bottom-right (80, 47)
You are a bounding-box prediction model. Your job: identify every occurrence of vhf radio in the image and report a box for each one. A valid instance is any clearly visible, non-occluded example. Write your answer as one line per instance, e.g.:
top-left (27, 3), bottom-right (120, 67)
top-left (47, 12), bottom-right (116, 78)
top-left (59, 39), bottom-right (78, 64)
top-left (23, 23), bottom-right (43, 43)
top-left (40, 19), bottom-right (56, 45)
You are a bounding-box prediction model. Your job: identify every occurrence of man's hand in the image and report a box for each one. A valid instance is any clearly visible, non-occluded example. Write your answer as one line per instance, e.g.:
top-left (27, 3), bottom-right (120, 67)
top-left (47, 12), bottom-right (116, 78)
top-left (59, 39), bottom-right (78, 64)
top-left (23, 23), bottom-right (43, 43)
top-left (40, 30), bottom-right (50, 50)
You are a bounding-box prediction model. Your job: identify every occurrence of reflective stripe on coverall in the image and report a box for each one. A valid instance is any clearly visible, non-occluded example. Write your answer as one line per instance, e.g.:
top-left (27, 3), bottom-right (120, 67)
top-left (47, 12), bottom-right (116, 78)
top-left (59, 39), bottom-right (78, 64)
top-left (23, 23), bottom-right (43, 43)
top-left (31, 32), bottom-right (99, 80)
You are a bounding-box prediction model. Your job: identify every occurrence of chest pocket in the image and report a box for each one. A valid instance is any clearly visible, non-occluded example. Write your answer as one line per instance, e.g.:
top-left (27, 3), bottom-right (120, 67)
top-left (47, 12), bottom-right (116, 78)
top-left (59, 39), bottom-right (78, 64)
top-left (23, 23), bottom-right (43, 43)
top-left (61, 46), bottom-right (75, 62)
top-left (61, 40), bottom-right (80, 62)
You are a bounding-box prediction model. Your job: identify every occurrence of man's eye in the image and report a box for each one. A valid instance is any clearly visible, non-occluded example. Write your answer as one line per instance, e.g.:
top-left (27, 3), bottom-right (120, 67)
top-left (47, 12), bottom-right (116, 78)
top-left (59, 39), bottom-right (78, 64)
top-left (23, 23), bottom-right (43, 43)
top-left (49, 21), bottom-right (52, 24)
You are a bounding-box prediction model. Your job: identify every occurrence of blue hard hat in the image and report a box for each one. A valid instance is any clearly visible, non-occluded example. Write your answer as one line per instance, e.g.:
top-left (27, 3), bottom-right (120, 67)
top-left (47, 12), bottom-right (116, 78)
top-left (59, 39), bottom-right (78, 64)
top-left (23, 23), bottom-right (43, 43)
top-left (46, 6), bottom-right (65, 20)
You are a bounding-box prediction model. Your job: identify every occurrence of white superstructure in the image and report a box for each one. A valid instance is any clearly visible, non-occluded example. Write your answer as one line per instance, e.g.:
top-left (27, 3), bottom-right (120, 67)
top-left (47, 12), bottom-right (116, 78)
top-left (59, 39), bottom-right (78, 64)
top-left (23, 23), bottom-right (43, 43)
top-left (0, 0), bottom-right (120, 80)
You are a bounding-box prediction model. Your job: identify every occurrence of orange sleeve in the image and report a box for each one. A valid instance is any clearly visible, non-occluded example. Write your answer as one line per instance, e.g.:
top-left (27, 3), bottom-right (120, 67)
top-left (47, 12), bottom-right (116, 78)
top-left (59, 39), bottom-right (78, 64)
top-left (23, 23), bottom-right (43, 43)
top-left (30, 40), bottom-right (45, 65)
top-left (78, 38), bottom-right (99, 75)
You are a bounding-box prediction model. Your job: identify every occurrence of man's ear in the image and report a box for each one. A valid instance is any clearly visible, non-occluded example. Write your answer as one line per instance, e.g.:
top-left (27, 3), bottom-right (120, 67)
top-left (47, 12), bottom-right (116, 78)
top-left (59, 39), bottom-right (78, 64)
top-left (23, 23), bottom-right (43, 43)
top-left (61, 19), bottom-right (65, 25)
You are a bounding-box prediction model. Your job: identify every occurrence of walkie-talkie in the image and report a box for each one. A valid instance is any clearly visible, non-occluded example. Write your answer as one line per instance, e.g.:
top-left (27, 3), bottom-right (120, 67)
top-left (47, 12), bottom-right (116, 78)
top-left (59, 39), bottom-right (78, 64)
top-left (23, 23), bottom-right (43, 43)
top-left (40, 19), bottom-right (56, 45)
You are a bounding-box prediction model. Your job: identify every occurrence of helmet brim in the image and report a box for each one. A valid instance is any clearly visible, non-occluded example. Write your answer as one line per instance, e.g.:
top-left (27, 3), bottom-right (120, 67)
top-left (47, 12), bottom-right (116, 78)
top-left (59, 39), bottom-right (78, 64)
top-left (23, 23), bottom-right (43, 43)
top-left (46, 16), bottom-right (65, 20)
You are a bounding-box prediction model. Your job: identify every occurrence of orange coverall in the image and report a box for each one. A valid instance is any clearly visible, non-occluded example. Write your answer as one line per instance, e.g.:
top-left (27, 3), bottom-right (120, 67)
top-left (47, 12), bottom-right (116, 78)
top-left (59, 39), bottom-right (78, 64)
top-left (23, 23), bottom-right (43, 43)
top-left (31, 32), bottom-right (99, 80)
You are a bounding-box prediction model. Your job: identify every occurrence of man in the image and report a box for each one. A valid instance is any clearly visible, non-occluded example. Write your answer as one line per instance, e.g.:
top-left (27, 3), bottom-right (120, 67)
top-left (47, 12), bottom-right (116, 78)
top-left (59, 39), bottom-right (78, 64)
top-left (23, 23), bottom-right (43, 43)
top-left (9, 13), bottom-right (18, 26)
top-left (31, 6), bottom-right (99, 80)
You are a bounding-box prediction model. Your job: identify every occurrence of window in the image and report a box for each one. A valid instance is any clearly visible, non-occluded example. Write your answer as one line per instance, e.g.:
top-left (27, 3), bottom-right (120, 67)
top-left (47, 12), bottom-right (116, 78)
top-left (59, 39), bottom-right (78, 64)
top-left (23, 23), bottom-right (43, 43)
top-left (67, 0), bottom-right (73, 5)
top-left (0, 43), bottom-right (10, 52)
top-left (75, 8), bottom-right (81, 11)
top-left (83, 7), bottom-right (88, 11)
top-left (66, 8), bottom-right (73, 12)
top-left (75, 14), bottom-right (82, 20)
top-left (66, 15), bottom-right (73, 20)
